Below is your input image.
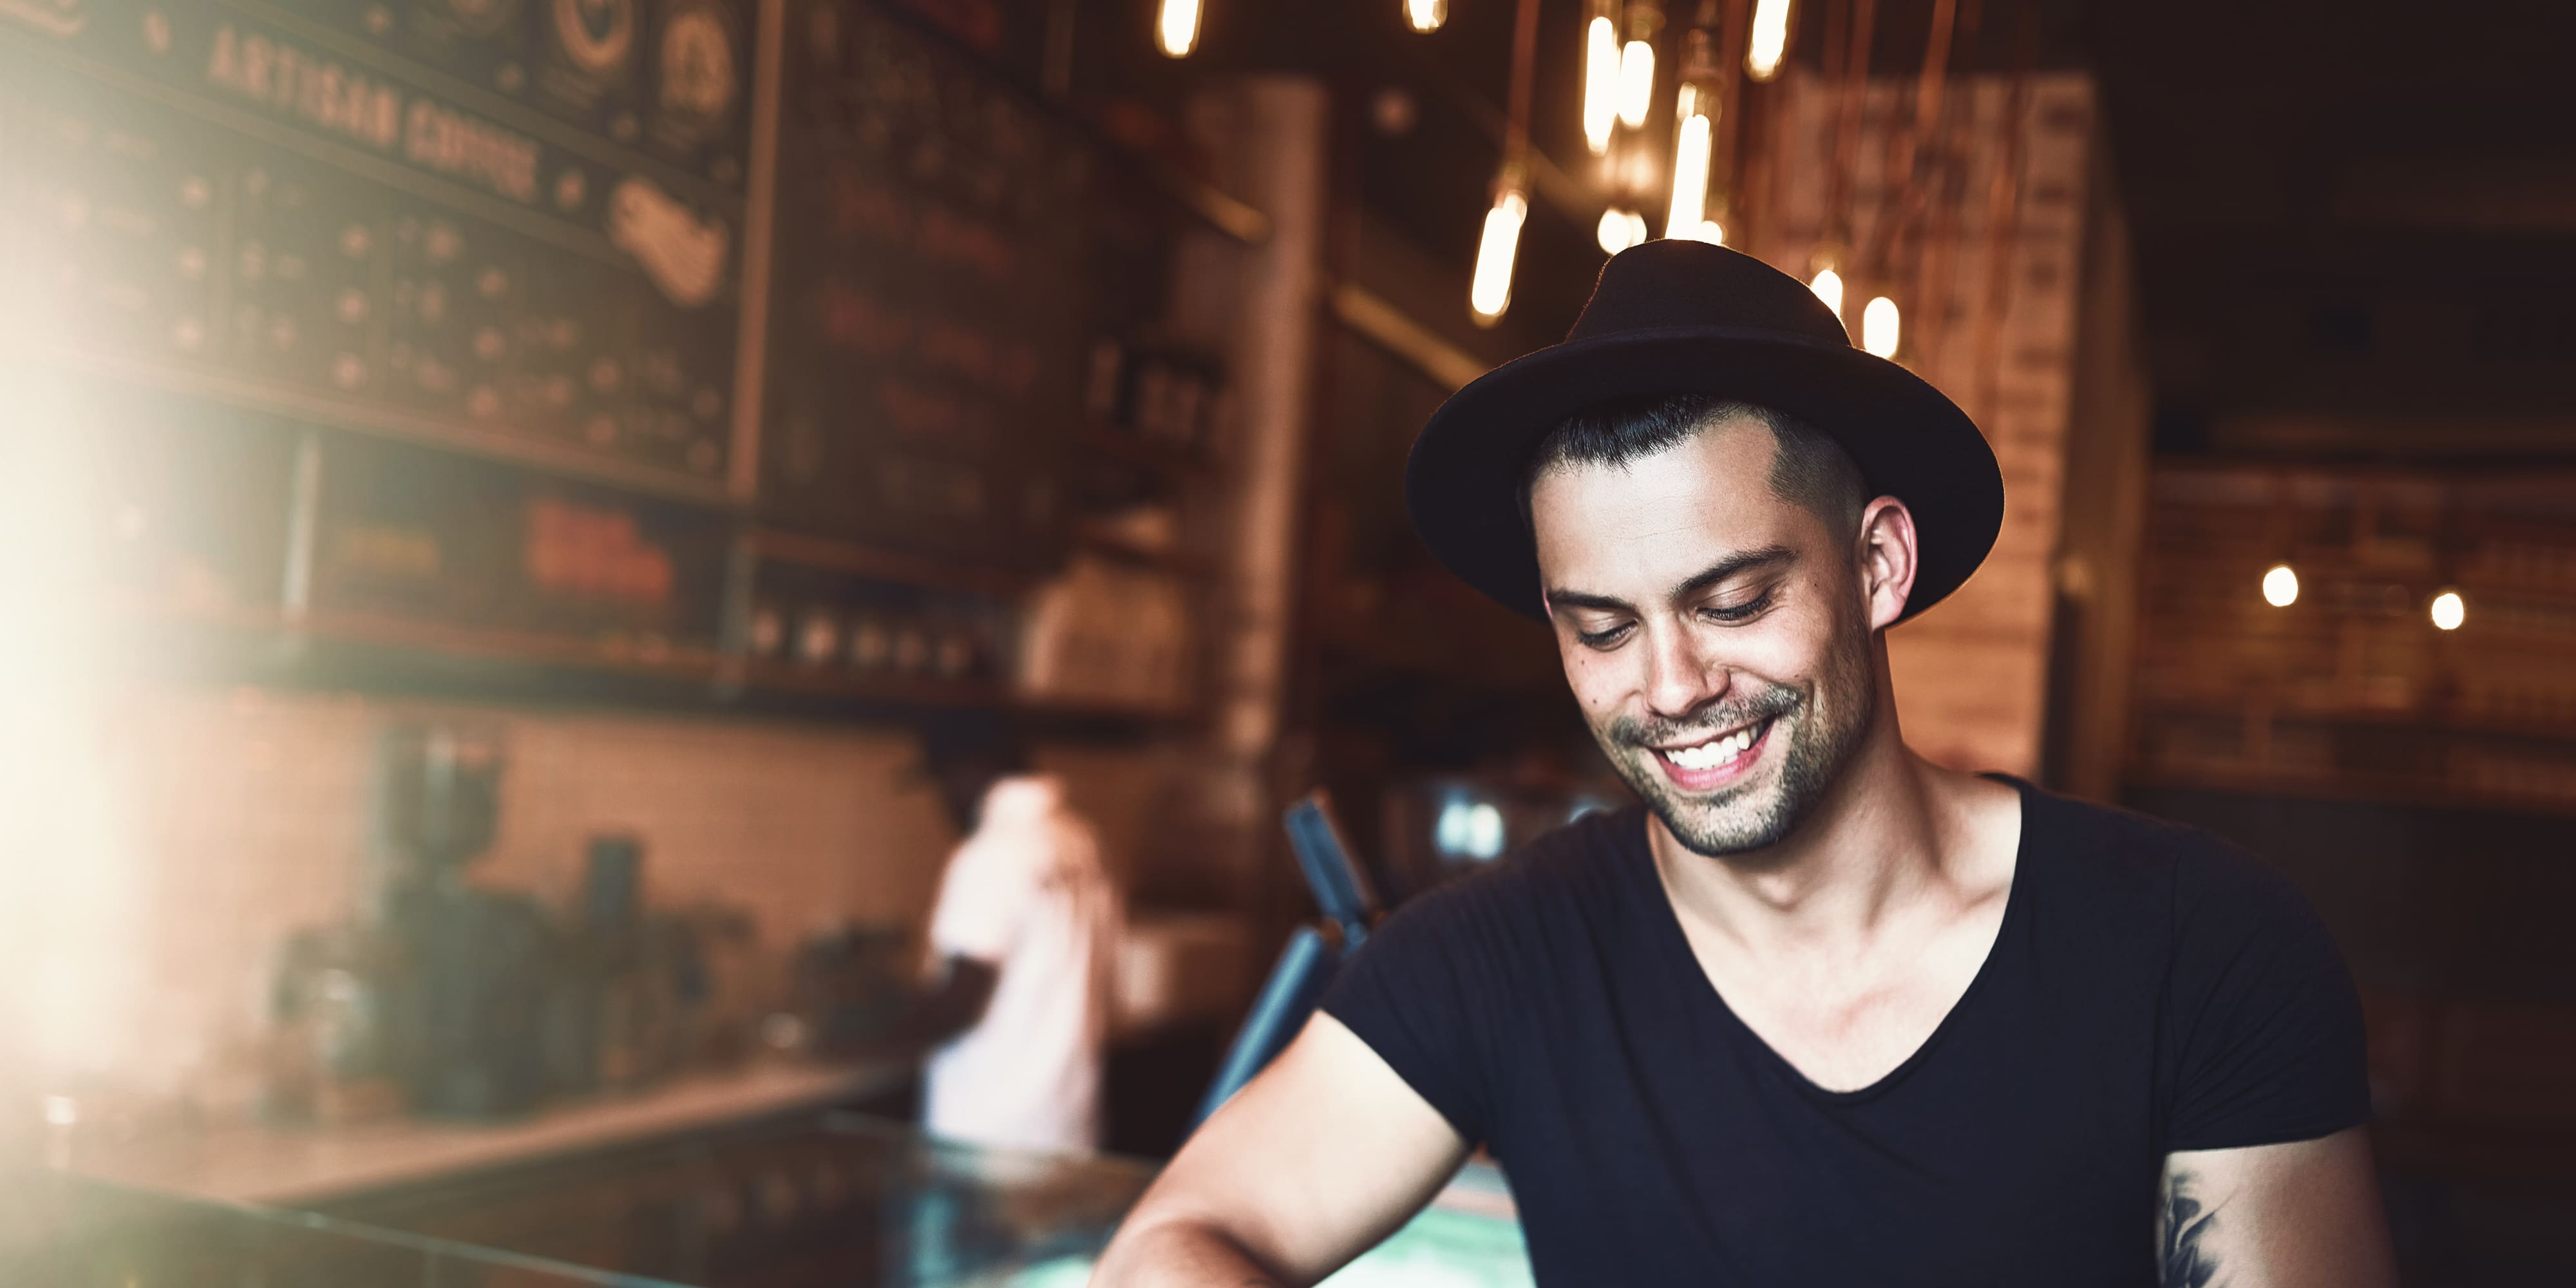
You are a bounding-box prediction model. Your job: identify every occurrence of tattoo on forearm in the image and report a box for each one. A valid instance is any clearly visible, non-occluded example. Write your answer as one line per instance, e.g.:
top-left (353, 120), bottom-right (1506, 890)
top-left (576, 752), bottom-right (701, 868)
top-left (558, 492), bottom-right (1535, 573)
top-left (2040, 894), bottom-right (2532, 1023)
top-left (2158, 1168), bottom-right (2226, 1288)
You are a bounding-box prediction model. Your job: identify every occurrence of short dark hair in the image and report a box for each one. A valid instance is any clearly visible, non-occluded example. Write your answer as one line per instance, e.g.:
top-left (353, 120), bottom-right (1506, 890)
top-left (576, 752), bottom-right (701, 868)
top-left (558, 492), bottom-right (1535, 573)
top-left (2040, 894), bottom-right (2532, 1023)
top-left (1520, 394), bottom-right (1870, 536)
top-left (916, 712), bottom-right (1032, 832)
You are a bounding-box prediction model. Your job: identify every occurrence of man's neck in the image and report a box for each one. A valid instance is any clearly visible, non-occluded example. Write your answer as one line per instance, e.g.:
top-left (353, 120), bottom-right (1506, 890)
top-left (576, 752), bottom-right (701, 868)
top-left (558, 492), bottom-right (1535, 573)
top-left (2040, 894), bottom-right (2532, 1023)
top-left (1647, 723), bottom-right (2009, 960)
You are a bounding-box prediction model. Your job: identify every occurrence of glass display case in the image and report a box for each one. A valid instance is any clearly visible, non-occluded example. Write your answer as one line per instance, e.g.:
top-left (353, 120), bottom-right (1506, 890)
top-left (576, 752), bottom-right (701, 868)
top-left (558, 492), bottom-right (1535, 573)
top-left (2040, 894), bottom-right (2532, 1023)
top-left (14, 1112), bottom-right (1533, 1287)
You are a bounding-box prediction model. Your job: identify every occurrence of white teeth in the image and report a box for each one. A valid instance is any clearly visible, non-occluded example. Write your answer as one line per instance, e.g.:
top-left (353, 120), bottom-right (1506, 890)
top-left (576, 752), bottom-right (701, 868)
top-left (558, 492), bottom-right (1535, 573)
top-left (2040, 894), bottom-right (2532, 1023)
top-left (1663, 724), bottom-right (1758, 771)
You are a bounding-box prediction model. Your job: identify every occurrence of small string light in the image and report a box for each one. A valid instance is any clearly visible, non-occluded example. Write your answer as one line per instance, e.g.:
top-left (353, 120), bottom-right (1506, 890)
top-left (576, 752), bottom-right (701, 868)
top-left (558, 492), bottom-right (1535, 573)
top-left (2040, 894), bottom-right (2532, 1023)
top-left (1405, 0), bottom-right (1446, 33)
top-left (2430, 589), bottom-right (2465, 630)
top-left (1155, 0), bottom-right (1200, 57)
top-left (2262, 564), bottom-right (2298, 607)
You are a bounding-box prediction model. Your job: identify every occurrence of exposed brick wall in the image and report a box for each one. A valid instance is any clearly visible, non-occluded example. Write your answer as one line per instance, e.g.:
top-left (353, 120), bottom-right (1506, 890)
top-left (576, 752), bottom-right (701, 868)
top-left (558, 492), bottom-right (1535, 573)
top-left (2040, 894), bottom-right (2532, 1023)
top-left (1748, 73), bottom-right (2104, 777)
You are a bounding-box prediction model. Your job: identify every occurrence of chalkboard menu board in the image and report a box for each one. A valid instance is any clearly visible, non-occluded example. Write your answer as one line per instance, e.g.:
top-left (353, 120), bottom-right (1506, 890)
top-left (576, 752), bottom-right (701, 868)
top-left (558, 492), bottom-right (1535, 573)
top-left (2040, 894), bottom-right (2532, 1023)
top-left (0, 0), bottom-right (758, 500)
top-left (309, 432), bottom-right (732, 662)
top-left (756, 0), bottom-right (1167, 567)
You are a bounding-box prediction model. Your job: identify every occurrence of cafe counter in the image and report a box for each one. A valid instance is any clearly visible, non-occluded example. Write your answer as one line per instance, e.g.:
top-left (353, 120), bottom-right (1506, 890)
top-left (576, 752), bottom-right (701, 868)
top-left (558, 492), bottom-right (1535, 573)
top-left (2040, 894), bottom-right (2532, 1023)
top-left (15, 1063), bottom-right (1532, 1287)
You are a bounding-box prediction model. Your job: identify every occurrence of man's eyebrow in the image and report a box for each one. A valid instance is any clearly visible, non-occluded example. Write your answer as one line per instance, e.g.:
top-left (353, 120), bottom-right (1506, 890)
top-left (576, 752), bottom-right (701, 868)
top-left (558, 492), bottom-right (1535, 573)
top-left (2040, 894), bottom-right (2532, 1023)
top-left (1670, 545), bottom-right (1795, 600)
top-left (1541, 589), bottom-right (1634, 617)
top-left (1543, 545), bottom-right (1795, 620)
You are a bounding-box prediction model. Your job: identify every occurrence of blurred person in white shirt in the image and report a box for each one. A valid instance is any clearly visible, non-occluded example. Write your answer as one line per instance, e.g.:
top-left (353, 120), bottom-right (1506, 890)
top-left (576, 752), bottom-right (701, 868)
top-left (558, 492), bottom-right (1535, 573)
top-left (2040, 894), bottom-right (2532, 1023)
top-left (886, 717), bottom-right (1122, 1155)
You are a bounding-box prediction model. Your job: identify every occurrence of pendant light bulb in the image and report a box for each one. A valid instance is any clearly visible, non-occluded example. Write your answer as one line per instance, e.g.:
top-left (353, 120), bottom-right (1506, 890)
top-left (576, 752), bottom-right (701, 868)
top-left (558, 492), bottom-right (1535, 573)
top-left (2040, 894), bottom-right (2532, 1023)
top-left (2430, 589), bottom-right (2465, 630)
top-left (1155, 0), bottom-right (1200, 57)
top-left (1617, 39), bottom-right (1656, 129)
top-left (1471, 189), bottom-right (1529, 322)
top-left (2262, 564), bottom-right (2299, 608)
top-left (1583, 15), bottom-right (1620, 155)
top-left (1665, 92), bottom-right (1712, 239)
top-left (1747, 0), bottom-right (1792, 81)
top-left (1405, 0), bottom-right (1446, 32)
top-left (1598, 208), bottom-right (1649, 254)
top-left (1862, 296), bottom-right (1900, 357)
top-left (1810, 267), bottom-right (1844, 318)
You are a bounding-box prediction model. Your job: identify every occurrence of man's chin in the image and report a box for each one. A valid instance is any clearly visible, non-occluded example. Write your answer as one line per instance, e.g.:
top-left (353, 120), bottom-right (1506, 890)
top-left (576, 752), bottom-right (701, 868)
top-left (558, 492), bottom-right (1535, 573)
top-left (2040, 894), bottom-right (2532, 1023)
top-left (1652, 799), bottom-right (1799, 859)
top-left (1625, 771), bottom-right (1794, 858)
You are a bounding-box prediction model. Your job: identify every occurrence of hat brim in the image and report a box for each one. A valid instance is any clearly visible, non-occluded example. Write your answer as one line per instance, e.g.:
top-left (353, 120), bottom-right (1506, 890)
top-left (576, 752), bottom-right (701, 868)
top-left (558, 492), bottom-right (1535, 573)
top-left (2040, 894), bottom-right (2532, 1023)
top-left (1405, 326), bottom-right (2003, 624)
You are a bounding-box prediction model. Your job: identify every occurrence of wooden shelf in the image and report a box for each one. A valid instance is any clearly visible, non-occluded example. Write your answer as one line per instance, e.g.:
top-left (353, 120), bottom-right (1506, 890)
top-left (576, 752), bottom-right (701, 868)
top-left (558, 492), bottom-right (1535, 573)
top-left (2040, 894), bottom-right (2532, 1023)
top-left (116, 600), bottom-right (724, 682)
top-left (1073, 529), bottom-right (1218, 578)
top-left (732, 659), bottom-right (1192, 732)
top-left (744, 528), bottom-right (1037, 598)
top-left (114, 598), bottom-right (1187, 734)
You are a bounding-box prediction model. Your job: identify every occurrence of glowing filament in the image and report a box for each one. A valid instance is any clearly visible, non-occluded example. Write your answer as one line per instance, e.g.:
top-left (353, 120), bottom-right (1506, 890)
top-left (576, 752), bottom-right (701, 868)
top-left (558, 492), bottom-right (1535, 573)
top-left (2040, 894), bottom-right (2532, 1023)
top-left (1405, 0), bottom-right (1446, 32)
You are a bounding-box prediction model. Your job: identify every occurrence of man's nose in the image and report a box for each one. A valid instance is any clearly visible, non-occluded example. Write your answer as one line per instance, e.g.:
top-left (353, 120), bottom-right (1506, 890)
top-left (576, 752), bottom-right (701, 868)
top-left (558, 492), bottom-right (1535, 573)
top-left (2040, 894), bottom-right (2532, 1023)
top-left (1640, 620), bottom-right (1727, 720)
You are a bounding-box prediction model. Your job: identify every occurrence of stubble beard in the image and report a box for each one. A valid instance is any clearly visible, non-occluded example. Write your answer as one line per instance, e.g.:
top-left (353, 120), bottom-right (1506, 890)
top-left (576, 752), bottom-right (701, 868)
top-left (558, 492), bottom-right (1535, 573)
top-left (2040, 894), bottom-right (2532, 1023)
top-left (1594, 627), bottom-right (1877, 858)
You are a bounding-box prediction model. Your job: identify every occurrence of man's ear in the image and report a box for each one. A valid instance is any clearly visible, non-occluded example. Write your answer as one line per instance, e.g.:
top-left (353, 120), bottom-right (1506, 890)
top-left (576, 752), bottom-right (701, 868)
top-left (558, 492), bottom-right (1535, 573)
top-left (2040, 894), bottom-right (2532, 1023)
top-left (1854, 497), bottom-right (1919, 631)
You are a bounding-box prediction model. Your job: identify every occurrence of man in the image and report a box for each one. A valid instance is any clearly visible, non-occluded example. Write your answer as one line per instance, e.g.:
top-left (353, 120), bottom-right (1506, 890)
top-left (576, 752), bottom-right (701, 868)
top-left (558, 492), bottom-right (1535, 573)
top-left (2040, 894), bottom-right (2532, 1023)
top-left (1093, 242), bottom-right (2393, 1286)
top-left (894, 717), bottom-right (1120, 1154)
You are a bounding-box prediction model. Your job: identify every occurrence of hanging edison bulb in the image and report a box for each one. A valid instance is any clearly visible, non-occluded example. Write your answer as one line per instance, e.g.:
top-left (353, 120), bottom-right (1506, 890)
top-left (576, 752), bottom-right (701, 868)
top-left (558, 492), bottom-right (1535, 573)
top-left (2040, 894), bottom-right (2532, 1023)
top-left (1405, 0), bottom-right (1447, 33)
top-left (1861, 296), bottom-right (1900, 357)
top-left (1582, 2), bottom-right (1620, 155)
top-left (1155, 0), bottom-right (1200, 57)
top-left (1747, 0), bottom-right (1793, 81)
top-left (1665, 83), bottom-right (1713, 240)
top-left (1615, 3), bottom-right (1663, 129)
top-left (1598, 208), bottom-right (1649, 253)
top-left (1472, 184), bottom-right (1530, 322)
top-left (1617, 41), bottom-right (1656, 128)
top-left (1810, 267), bottom-right (1844, 317)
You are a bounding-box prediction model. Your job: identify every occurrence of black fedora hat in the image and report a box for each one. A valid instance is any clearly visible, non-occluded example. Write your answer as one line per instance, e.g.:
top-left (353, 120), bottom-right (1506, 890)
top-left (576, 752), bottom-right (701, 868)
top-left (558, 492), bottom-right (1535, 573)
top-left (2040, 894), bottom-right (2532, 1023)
top-left (1405, 239), bottom-right (2002, 624)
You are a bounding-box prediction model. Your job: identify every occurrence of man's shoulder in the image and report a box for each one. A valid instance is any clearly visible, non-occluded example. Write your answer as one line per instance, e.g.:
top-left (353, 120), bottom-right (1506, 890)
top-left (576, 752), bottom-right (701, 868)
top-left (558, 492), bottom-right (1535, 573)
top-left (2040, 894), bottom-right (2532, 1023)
top-left (2018, 781), bottom-right (2318, 934)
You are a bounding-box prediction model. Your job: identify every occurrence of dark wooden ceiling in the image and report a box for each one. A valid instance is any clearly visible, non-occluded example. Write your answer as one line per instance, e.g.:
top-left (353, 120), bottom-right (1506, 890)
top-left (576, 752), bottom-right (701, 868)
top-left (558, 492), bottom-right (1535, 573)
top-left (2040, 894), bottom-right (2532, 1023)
top-left (1066, 0), bottom-right (2576, 462)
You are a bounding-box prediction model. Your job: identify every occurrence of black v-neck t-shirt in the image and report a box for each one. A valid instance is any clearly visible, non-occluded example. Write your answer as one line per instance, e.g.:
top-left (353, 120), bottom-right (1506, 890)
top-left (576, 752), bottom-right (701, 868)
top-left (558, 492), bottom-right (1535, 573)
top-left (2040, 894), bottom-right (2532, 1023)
top-left (1320, 779), bottom-right (2367, 1287)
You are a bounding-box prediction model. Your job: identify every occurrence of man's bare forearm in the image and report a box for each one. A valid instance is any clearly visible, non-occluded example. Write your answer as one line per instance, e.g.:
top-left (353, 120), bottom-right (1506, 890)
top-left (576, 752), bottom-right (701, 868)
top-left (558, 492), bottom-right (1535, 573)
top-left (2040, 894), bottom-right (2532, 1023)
top-left (1090, 1218), bottom-right (1293, 1288)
